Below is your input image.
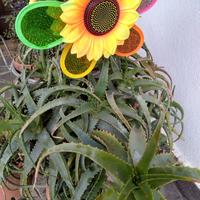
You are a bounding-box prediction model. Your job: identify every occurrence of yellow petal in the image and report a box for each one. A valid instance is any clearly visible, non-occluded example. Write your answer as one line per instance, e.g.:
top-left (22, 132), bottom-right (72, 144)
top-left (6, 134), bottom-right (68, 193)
top-left (29, 0), bottom-right (37, 4)
top-left (87, 38), bottom-right (95, 61)
top-left (93, 37), bottom-right (103, 60)
top-left (60, 6), bottom-right (83, 24)
top-left (86, 36), bottom-right (103, 61)
top-left (62, 0), bottom-right (89, 8)
top-left (119, 0), bottom-right (142, 10)
top-left (119, 10), bottom-right (139, 26)
top-left (113, 23), bottom-right (130, 41)
top-left (71, 33), bottom-right (92, 58)
top-left (61, 1), bottom-right (80, 11)
top-left (103, 34), bottom-right (118, 55)
top-left (103, 49), bottom-right (111, 59)
top-left (117, 40), bottom-right (124, 45)
top-left (60, 24), bottom-right (84, 43)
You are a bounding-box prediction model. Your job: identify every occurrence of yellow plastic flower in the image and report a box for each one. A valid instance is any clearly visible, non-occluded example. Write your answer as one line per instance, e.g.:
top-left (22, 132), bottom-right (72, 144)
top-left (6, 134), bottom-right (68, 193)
top-left (29, 0), bottom-right (37, 3)
top-left (60, 0), bottom-right (141, 61)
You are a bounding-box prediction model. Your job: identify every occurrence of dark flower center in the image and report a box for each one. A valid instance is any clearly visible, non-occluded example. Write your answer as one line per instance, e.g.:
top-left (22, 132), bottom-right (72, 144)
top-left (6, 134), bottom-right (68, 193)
top-left (84, 0), bottom-right (120, 36)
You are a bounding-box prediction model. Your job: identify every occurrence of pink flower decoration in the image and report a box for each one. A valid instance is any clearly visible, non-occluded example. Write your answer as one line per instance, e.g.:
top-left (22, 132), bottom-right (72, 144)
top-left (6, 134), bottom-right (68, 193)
top-left (137, 0), bottom-right (157, 14)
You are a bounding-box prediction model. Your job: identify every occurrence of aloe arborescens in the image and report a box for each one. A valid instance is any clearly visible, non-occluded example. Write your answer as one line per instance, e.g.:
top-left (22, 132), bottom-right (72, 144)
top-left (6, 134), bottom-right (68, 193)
top-left (0, 44), bottom-right (195, 199)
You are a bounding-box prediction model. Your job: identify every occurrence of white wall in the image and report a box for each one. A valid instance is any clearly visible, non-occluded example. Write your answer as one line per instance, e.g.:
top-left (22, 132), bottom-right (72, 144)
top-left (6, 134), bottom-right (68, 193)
top-left (138, 0), bottom-right (200, 167)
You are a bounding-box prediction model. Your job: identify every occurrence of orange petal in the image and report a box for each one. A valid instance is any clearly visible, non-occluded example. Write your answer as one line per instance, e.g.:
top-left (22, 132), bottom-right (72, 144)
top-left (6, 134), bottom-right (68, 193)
top-left (116, 25), bottom-right (144, 57)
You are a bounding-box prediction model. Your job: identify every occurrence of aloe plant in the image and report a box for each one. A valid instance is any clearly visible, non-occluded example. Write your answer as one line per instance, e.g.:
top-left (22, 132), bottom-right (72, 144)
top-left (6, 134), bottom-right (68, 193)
top-left (0, 42), bottom-right (192, 199)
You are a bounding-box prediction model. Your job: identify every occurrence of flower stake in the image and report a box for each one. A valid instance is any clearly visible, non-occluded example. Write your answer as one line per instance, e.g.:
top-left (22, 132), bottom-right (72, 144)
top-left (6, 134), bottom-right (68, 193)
top-left (15, 0), bottom-right (156, 78)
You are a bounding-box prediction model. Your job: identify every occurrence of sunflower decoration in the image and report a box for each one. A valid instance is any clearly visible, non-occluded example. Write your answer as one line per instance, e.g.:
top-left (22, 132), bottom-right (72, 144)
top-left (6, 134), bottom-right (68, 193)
top-left (15, 0), bottom-right (157, 78)
top-left (60, 0), bottom-right (141, 61)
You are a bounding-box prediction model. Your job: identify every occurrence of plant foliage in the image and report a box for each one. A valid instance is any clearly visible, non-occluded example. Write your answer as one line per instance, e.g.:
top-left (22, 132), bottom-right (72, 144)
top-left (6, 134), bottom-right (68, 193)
top-left (0, 42), bottom-right (191, 199)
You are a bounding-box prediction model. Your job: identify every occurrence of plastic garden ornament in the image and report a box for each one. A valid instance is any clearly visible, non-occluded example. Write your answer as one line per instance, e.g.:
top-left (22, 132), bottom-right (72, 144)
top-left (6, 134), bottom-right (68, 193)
top-left (137, 0), bottom-right (157, 14)
top-left (15, 1), bottom-right (65, 49)
top-left (15, 0), bottom-right (157, 78)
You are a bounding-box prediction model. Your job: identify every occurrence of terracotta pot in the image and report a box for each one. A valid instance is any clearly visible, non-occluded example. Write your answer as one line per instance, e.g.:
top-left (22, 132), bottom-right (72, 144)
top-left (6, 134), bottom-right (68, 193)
top-left (11, 58), bottom-right (41, 85)
top-left (12, 57), bottom-right (33, 73)
top-left (0, 175), bottom-right (21, 200)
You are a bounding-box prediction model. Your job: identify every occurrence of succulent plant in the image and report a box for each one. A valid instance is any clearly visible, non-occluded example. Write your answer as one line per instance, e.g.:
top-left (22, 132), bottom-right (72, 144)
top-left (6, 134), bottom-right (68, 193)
top-left (0, 43), bottom-right (198, 200)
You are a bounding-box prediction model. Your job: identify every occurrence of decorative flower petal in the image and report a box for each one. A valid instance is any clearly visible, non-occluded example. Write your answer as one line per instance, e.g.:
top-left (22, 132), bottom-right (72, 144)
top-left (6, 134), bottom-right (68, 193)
top-left (120, 0), bottom-right (142, 10)
top-left (137, 0), bottom-right (157, 14)
top-left (93, 37), bottom-right (104, 60)
top-left (116, 25), bottom-right (144, 57)
top-left (104, 50), bottom-right (111, 58)
top-left (113, 23), bottom-right (130, 41)
top-left (119, 10), bottom-right (139, 26)
top-left (60, 6), bottom-right (83, 24)
top-left (71, 33), bottom-right (92, 58)
top-left (103, 34), bottom-right (118, 55)
top-left (87, 37), bottom-right (95, 61)
top-left (62, 0), bottom-right (89, 9)
top-left (60, 24), bottom-right (84, 43)
top-left (60, 0), bottom-right (141, 61)
top-left (117, 40), bottom-right (125, 45)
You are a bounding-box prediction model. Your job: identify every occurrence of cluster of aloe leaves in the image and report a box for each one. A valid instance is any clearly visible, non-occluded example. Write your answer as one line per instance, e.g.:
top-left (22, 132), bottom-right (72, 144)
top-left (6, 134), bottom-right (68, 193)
top-left (0, 43), bottom-right (199, 200)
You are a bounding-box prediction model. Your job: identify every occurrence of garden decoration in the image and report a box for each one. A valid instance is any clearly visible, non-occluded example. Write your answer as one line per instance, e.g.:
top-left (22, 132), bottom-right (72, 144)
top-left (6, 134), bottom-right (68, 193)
top-left (137, 0), bottom-right (157, 14)
top-left (15, 0), bottom-right (157, 78)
